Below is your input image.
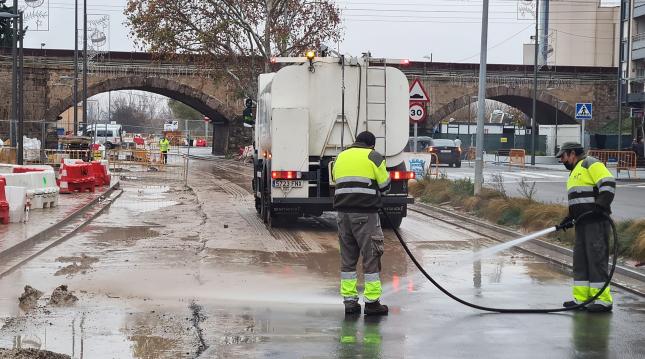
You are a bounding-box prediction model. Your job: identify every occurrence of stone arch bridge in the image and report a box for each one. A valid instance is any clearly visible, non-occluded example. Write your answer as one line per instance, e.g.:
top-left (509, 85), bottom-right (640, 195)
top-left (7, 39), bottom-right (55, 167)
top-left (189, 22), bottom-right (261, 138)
top-left (0, 49), bottom-right (618, 154)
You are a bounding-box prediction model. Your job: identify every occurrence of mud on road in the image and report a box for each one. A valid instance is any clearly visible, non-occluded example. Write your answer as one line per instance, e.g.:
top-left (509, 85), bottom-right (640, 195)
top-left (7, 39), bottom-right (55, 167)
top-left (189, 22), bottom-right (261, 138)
top-left (1, 158), bottom-right (644, 358)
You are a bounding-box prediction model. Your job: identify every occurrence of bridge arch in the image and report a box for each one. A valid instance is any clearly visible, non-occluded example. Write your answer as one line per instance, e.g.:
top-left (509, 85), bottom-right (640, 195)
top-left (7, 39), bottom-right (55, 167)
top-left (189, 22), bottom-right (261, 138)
top-left (429, 86), bottom-right (577, 126)
top-left (46, 76), bottom-right (238, 154)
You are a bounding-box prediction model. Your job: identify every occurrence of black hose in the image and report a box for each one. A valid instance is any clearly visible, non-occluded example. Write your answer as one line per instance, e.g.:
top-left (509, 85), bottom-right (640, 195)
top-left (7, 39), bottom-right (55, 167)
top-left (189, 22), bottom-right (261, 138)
top-left (381, 210), bottom-right (618, 313)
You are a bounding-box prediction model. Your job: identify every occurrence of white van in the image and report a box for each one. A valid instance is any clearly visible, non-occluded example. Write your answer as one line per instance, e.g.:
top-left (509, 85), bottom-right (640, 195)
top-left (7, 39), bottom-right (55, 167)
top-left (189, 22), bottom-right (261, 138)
top-left (85, 123), bottom-right (123, 149)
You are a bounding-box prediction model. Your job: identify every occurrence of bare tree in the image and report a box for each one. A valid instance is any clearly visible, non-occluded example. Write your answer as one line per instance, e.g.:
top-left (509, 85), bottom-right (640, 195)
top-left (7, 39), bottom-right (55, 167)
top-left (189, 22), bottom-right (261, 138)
top-left (517, 177), bottom-right (538, 202)
top-left (125, 0), bottom-right (342, 94)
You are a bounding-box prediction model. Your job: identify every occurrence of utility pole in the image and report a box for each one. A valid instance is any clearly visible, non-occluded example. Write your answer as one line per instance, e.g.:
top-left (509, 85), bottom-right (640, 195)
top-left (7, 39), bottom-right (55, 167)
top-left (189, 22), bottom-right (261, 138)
top-left (82, 0), bottom-right (87, 133)
top-left (617, 0), bottom-right (625, 150)
top-left (531, 0), bottom-right (540, 166)
top-left (474, 0), bottom-right (489, 195)
top-left (10, 0), bottom-right (16, 146)
top-left (73, 0), bottom-right (78, 135)
top-left (17, 10), bottom-right (23, 164)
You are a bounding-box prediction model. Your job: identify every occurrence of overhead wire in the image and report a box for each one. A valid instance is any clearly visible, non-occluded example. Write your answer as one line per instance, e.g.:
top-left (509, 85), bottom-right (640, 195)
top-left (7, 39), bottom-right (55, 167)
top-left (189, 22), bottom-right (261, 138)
top-left (454, 23), bottom-right (534, 63)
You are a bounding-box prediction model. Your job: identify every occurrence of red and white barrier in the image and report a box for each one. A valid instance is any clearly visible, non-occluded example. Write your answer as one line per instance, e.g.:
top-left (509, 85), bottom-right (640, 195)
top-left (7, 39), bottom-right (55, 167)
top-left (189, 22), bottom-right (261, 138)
top-left (0, 176), bottom-right (9, 224)
top-left (59, 162), bottom-right (95, 194)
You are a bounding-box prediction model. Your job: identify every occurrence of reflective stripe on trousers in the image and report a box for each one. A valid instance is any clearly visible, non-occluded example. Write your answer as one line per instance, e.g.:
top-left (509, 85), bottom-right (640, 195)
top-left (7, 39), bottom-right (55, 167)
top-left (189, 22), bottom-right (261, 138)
top-left (364, 272), bottom-right (382, 303)
top-left (572, 280), bottom-right (612, 306)
top-left (341, 271), bottom-right (358, 301)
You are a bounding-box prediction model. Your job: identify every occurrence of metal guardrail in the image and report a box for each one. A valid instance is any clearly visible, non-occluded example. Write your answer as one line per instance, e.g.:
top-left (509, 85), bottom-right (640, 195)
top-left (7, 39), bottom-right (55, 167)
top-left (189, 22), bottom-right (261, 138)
top-left (634, 32), bottom-right (645, 43)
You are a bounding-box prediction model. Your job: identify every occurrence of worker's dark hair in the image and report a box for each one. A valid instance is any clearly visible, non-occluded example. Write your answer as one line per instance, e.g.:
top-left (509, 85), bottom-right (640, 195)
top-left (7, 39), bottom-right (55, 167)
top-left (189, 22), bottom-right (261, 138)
top-left (356, 131), bottom-right (376, 147)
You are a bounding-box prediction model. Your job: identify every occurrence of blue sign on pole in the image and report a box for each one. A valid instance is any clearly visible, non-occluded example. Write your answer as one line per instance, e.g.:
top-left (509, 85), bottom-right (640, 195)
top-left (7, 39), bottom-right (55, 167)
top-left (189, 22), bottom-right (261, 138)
top-left (409, 158), bottom-right (426, 180)
top-left (575, 103), bottom-right (593, 120)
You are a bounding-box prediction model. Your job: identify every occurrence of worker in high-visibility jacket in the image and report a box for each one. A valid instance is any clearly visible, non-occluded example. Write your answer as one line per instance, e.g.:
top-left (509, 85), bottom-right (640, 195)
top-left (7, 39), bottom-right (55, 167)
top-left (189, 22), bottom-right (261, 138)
top-left (159, 135), bottom-right (170, 164)
top-left (556, 142), bottom-right (615, 313)
top-left (332, 131), bottom-right (391, 316)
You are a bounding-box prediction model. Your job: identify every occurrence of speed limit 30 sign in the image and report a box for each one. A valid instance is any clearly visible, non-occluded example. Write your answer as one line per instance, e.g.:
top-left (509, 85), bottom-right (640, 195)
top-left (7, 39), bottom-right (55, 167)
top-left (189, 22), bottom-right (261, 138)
top-left (409, 102), bottom-right (426, 123)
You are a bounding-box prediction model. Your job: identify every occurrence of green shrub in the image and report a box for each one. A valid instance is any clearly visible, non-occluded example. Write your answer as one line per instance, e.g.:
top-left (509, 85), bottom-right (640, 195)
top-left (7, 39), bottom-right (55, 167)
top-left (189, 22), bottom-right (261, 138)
top-left (451, 178), bottom-right (474, 198)
top-left (412, 177), bottom-right (645, 261)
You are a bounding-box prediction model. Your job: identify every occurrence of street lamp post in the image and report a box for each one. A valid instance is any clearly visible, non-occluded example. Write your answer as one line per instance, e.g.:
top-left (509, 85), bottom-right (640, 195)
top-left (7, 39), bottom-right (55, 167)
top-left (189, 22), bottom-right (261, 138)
top-left (531, 0), bottom-right (540, 165)
top-left (1, 10), bottom-right (23, 163)
top-left (469, 96), bottom-right (477, 148)
top-left (474, 0), bottom-right (489, 195)
top-left (17, 10), bottom-right (23, 165)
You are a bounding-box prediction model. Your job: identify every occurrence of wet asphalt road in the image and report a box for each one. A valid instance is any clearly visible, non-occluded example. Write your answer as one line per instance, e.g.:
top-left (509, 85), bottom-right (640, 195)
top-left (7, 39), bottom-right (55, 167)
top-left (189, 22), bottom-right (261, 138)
top-left (0, 158), bottom-right (644, 358)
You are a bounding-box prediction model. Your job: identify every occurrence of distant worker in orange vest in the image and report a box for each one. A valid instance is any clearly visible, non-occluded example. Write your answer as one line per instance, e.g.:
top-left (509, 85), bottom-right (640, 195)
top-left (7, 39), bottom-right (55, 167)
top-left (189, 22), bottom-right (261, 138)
top-left (159, 135), bottom-right (170, 164)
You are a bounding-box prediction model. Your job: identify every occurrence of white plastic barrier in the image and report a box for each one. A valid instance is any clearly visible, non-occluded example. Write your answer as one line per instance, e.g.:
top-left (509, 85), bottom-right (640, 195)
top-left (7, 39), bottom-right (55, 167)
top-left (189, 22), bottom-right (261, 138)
top-left (5, 185), bottom-right (27, 223)
top-left (27, 171), bottom-right (59, 208)
top-left (0, 164), bottom-right (15, 174)
top-left (2, 171), bottom-right (59, 209)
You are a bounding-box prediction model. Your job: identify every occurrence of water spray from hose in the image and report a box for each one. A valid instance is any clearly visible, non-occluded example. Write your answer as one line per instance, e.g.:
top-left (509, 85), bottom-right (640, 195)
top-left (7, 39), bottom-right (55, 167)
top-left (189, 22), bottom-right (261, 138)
top-left (381, 210), bottom-right (618, 314)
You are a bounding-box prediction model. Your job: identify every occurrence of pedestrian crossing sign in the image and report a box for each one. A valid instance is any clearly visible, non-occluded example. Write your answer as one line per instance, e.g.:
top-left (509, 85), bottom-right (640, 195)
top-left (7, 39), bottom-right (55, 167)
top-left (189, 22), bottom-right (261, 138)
top-left (575, 103), bottom-right (593, 120)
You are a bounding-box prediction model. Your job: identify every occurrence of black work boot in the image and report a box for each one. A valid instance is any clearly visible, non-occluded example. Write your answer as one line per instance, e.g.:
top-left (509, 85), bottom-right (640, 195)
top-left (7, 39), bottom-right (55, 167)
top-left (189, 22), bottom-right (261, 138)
top-left (586, 303), bottom-right (613, 313)
top-left (364, 301), bottom-right (388, 316)
top-left (344, 300), bottom-right (361, 315)
top-left (563, 301), bottom-right (586, 310)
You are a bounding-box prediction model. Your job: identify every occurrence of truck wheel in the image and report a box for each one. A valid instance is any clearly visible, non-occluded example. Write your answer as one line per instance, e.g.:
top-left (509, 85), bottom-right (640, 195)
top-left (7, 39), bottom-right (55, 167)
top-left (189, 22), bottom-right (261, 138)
top-left (255, 197), bottom-right (261, 214)
top-left (260, 190), bottom-right (269, 223)
top-left (260, 168), bottom-right (270, 223)
top-left (380, 214), bottom-right (403, 229)
top-left (455, 161), bottom-right (462, 168)
top-left (267, 211), bottom-right (281, 228)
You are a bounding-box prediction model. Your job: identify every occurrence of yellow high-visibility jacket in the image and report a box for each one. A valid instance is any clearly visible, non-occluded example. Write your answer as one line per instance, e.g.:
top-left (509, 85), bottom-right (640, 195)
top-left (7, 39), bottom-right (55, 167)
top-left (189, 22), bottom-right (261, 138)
top-left (566, 156), bottom-right (615, 219)
top-left (332, 144), bottom-right (391, 212)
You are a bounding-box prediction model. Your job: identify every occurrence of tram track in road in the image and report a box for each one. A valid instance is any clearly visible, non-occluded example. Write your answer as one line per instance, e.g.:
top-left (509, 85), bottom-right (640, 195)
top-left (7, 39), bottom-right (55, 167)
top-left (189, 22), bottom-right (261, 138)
top-left (185, 154), bottom-right (254, 179)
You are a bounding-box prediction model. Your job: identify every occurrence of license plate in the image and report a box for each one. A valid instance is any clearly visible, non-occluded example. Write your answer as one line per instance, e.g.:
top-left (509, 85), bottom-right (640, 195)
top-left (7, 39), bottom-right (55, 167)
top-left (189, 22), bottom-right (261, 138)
top-left (272, 180), bottom-right (303, 188)
top-left (441, 150), bottom-right (451, 153)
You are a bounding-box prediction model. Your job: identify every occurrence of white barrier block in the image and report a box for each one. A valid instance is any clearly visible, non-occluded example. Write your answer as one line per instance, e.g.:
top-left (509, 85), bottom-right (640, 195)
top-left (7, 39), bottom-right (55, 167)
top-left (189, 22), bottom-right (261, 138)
top-left (0, 164), bottom-right (16, 174)
top-left (5, 186), bottom-right (27, 223)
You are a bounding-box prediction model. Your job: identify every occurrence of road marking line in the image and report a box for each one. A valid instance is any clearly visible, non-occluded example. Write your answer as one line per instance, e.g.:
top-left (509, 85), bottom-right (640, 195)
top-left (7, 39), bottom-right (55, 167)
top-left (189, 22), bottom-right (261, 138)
top-left (503, 172), bottom-right (543, 179)
top-left (527, 173), bottom-right (564, 178)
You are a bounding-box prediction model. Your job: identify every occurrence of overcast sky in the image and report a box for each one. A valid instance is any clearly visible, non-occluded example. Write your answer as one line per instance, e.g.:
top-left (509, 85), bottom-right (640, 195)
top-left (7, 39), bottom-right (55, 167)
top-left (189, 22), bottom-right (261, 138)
top-left (18, 0), bottom-right (620, 65)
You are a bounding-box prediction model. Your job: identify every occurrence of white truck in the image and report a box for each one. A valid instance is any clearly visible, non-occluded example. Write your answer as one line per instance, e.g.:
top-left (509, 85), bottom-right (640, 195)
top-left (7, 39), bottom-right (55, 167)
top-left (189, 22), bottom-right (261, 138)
top-left (253, 53), bottom-right (415, 228)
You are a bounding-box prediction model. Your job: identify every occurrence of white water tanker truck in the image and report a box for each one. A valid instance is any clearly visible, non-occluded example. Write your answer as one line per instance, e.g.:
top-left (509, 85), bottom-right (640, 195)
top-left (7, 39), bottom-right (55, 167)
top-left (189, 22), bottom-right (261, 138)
top-left (252, 53), bottom-right (415, 228)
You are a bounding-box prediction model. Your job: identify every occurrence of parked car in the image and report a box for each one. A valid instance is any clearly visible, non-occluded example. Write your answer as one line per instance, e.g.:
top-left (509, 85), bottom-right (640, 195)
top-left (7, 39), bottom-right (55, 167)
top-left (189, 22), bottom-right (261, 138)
top-left (427, 138), bottom-right (461, 167)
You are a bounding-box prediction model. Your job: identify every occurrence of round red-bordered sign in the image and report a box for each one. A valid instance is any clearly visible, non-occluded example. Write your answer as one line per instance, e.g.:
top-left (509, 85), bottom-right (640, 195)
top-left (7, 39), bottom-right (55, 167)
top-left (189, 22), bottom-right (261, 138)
top-left (409, 102), bottom-right (426, 123)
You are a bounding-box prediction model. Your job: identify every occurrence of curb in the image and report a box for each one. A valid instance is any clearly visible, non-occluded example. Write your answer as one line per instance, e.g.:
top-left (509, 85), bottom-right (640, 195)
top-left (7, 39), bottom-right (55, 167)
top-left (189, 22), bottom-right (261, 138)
top-left (0, 181), bottom-right (122, 277)
top-left (411, 202), bottom-right (645, 296)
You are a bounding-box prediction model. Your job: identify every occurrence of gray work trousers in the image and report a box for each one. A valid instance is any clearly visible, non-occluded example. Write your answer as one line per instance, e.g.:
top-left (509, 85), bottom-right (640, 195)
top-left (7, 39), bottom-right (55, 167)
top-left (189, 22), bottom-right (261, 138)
top-left (573, 218), bottom-right (611, 299)
top-left (337, 212), bottom-right (385, 298)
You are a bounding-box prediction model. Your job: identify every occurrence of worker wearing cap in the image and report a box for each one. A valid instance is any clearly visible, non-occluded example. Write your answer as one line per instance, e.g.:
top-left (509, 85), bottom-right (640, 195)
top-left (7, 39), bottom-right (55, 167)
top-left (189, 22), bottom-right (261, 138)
top-left (332, 131), bottom-right (391, 316)
top-left (159, 135), bottom-right (170, 164)
top-left (556, 142), bottom-right (615, 313)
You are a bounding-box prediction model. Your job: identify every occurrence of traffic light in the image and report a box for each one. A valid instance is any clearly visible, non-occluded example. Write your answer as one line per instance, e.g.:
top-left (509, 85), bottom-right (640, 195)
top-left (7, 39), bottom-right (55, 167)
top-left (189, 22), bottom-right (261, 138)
top-left (243, 98), bottom-right (255, 126)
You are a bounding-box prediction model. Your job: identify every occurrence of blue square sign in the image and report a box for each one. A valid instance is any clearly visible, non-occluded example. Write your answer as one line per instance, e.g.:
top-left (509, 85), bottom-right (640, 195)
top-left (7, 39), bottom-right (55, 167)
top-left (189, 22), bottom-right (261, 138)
top-left (575, 103), bottom-right (593, 120)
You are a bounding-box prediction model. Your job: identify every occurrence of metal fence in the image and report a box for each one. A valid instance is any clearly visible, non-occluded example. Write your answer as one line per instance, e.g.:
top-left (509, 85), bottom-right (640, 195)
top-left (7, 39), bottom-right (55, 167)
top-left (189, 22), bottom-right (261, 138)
top-left (588, 150), bottom-right (638, 179)
top-left (106, 148), bottom-right (188, 184)
top-left (0, 147), bottom-right (91, 165)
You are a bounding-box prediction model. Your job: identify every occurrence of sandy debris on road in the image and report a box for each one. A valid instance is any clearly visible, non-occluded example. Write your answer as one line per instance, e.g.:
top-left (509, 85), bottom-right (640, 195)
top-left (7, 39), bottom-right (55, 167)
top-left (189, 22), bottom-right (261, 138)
top-left (0, 348), bottom-right (70, 359)
top-left (48, 286), bottom-right (78, 307)
top-left (54, 254), bottom-right (99, 276)
top-left (17, 286), bottom-right (43, 311)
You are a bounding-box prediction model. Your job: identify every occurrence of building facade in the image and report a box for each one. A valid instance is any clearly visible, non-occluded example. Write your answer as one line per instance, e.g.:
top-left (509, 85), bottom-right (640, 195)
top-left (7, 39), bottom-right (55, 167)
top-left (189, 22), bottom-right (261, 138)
top-left (524, 0), bottom-right (620, 67)
top-left (622, 0), bottom-right (645, 142)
